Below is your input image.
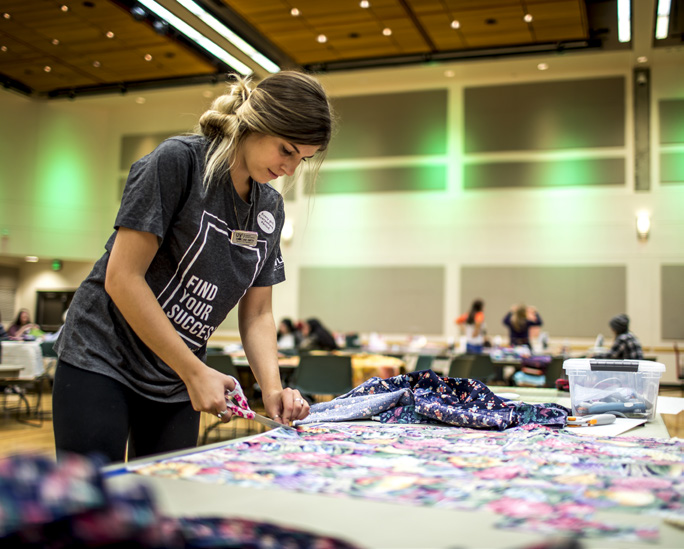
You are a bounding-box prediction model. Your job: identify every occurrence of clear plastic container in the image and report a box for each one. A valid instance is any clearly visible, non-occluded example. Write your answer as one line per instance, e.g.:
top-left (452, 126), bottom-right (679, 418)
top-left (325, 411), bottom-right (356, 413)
top-left (562, 358), bottom-right (665, 421)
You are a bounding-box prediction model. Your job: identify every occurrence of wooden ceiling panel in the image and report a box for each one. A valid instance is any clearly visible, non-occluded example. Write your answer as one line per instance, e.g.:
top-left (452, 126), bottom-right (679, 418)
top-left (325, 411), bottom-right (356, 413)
top-left (0, 0), bottom-right (627, 97)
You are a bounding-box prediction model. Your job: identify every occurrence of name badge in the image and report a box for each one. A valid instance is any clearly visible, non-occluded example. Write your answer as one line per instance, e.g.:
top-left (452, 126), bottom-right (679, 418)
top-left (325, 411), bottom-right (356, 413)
top-left (231, 230), bottom-right (258, 247)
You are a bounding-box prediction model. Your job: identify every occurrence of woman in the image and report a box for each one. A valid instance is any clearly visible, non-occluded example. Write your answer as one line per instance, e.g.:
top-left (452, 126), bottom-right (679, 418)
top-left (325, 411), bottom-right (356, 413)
top-left (8, 308), bottom-right (41, 340)
top-left (502, 304), bottom-right (542, 347)
top-left (53, 71), bottom-right (333, 463)
top-left (277, 317), bottom-right (300, 351)
top-left (455, 299), bottom-right (486, 354)
top-left (298, 318), bottom-right (338, 352)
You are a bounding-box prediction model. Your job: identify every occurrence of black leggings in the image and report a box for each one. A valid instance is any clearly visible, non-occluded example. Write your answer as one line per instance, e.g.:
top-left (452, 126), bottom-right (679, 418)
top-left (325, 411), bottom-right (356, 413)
top-left (52, 361), bottom-right (200, 464)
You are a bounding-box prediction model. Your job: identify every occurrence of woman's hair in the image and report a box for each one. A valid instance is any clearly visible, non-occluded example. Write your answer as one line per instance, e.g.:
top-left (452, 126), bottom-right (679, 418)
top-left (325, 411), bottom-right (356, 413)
top-left (305, 318), bottom-right (338, 350)
top-left (196, 70), bottom-right (333, 193)
top-left (279, 317), bottom-right (296, 334)
top-left (12, 308), bottom-right (30, 327)
top-left (511, 304), bottom-right (527, 332)
top-left (466, 299), bottom-right (484, 325)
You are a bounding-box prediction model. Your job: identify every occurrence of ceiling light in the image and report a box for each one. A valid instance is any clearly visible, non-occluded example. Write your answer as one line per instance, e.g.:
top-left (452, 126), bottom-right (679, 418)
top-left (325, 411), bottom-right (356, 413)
top-left (523, 13), bottom-right (533, 23)
top-left (637, 56), bottom-right (648, 63)
top-left (382, 28), bottom-right (392, 36)
top-left (25, 256), bottom-right (39, 263)
top-left (51, 38), bottom-right (60, 45)
top-left (2, 12), bottom-right (10, 19)
top-left (172, 0), bottom-right (279, 73)
top-left (105, 31), bottom-right (115, 38)
top-left (92, 60), bottom-right (101, 67)
top-left (44, 66), bottom-right (52, 72)
top-left (290, 8), bottom-right (300, 17)
top-left (135, 97), bottom-right (146, 104)
top-left (444, 70), bottom-right (455, 78)
top-left (144, 53), bottom-right (153, 61)
top-left (317, 34), bottom-right (327, 43)
top-left (136, 0), bottom-right (253, 75)
top-left (617, 0), bottom-right (631, 43)
top-left (60, 5), bottom-right (69, 12)
top-left (537, 62), bottom-right (549, 71)
top-left (0, 46), bottom-right (7, 52)
top-left (655, 0), bottom-right (672, 39)
top-left (450, 20), bottom-right (460, 30)
top-left (360, 1), bottom-right (370, 8)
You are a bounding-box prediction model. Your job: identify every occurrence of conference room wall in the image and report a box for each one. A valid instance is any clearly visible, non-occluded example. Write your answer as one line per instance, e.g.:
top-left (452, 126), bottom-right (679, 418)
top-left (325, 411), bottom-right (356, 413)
top-left (1, 51), bottom-right (683, 347)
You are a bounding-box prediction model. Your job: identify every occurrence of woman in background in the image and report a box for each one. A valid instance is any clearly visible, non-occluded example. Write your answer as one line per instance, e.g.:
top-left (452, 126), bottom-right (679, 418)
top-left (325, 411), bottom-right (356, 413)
top-left (298, 318), bottom-right (338, 352)
top-left (8, 308), bottom-right (41, 340)
top-left (502, 304), bottom-right (543, 348)
top-left (455, 299), bottom-right (486, 354)
top-left (277, 317), bottom-right (301, 352)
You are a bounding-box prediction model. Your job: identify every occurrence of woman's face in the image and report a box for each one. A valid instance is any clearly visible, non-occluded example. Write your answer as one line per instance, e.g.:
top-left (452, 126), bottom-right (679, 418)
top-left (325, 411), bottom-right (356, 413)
top-left (239, 134), bottom-right (320, 184)
top-left (19, 311), bottom-right (29, 324)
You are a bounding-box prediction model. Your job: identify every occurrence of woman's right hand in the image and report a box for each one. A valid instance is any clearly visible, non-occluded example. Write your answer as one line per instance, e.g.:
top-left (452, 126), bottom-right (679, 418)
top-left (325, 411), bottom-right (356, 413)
top-left (184, 365), bottom-right (237, 423)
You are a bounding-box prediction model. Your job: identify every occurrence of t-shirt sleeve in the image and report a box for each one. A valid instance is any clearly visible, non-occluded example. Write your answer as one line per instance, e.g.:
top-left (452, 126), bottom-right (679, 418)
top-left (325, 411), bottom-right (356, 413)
top-left (252, 197), bottom-right (286, 287)
top-left (113, 138), bottom-right (192, 243)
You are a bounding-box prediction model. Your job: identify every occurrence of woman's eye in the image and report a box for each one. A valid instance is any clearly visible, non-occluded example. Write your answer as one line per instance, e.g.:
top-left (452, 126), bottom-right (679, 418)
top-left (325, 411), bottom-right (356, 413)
top-left (282, 146), bottom-right (293, 156)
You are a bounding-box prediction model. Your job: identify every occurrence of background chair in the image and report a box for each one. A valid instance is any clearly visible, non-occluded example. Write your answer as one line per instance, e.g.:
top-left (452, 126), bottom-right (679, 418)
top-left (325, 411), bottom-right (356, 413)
top-left (414, 354), bottom-right (435, 372)
top-left (290, 354), bottom-right (353, 402)
top-left (467, 354), bottom-right (498, 384)
top-left (543, 356), bottom-right (567, 388)
top-left (448, 355), bottom-right (474, 379)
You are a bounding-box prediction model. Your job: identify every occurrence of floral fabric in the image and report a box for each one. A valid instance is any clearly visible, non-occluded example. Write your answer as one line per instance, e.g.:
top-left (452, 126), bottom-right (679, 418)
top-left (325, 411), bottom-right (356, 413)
top-left (297, 369), bottom-right (569, 429)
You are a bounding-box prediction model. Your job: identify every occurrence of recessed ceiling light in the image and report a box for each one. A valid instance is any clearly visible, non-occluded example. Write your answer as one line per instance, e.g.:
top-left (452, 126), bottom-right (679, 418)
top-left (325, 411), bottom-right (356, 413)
top-left (382, 27), bottom-right (392, 36)
top-left (105, 31), bottom-right (115, 39)
top-left (0, 46), bottom-right (7, 52)
top-left (523, 13), bottom-right (533, 23)
top-left (317, 34), bottom-right (327, 43)
top-left (290, 8), bottom-right (300, 16)
top-left (51, 38), bottom-right (60, 45)
top-left (2, 12), bottom-right (10, 19)
top-left (44, 65), bottom-right (52, 72)
top-left (92, 60), bottom-right (101, 68)
top-left (360, 1), bottom-right (370, 8)
top-left (60, 5), bottom-right (69, 12)
top-left (25, 256), bottom-right (39, 263)
top-left (135, 97), bottom-right (146, 104)
top-left (450, 20), bottom-right (460, 30)
top-left (537, 62), bottom-right (549, 71)
top-left (636, 56), bottom-right (648, 63)
top-left (144, 53), bottom-right (153, 61)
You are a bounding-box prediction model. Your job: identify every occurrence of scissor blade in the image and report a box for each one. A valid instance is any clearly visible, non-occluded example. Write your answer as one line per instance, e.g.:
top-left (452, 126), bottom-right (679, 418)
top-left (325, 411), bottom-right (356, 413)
top-left (253, 412), bottom-right (296, 431)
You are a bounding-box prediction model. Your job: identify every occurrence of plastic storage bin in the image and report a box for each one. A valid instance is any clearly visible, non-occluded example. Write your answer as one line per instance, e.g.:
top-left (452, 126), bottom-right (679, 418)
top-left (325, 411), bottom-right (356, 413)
top-left (562, 358), bottom-right (665, 421)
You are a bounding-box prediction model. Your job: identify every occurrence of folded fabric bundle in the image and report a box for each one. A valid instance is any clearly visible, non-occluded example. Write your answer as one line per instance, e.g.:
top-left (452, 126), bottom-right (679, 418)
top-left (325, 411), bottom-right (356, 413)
top-left (0, 453), bottom-right (361, 548)
top-left (297, 369), bottom-right (569, 430)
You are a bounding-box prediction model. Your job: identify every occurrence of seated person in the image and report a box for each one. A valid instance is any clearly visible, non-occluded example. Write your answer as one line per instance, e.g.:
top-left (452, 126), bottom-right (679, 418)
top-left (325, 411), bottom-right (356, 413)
top-left (298, 318), bottom-right (338, 352)
top-left (277, 317), bottom-right (301, 352)
top-left (8, 309), bottom-right (43, 341)
top-left (455, 299), bottom-right (486, 354)
top-left (594, 314), bottom-right (643, 360)
top-left (502, 304), bottom-right (542, 347)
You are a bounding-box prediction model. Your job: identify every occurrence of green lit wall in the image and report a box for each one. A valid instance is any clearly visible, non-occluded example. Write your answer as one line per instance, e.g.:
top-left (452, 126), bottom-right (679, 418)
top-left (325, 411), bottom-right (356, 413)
top-left (659, 99), bottom-right (684, 184)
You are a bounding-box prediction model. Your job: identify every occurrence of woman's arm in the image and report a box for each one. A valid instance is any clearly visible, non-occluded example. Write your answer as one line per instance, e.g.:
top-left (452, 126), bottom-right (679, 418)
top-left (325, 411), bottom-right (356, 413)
top-left (238, 286), bottom-right (309, 424)
top-left (105, 227), bottom-right (236, 419)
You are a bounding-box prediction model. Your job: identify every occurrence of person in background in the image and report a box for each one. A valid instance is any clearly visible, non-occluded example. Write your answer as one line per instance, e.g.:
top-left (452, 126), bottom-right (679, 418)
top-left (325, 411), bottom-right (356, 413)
top-left (8, 308), bottom-right (42, 340)
top-left (594, 313), bottom-right (643, 360)
top-left (0, 311), bottom-right (10, 340)
top-left (298, 318), bottom-right (338, 352)
top-left (455, 299), bottom-right (486, 354)
top-left (502, 304), bottom-right (543, 348)
top-left (276, 317), bottom-right (301, 352)
top-left (52, 71), bottom-right (332, 463)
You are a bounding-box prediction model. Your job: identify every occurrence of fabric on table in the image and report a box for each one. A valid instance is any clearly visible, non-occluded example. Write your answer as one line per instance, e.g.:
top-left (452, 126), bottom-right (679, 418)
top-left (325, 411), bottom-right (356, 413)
top-left (0, 453), bottom-right (360, 548)
top-left (296, 369), bottom-right (569, 429)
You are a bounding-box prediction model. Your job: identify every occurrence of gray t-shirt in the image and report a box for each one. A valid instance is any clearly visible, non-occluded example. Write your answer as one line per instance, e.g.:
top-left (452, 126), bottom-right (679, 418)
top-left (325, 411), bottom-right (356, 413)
top-left (55, 135), bottom-right (286, 402)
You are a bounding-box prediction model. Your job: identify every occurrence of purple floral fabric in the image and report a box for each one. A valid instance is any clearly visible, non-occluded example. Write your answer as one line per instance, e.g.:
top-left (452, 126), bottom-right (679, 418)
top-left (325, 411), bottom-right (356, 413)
top-left (297, 369), bottom-right (569, 430)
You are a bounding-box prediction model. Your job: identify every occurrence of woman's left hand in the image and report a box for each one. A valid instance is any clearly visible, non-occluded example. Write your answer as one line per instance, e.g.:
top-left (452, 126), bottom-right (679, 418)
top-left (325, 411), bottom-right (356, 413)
top-left (262, 387), bottom-right (310, 425)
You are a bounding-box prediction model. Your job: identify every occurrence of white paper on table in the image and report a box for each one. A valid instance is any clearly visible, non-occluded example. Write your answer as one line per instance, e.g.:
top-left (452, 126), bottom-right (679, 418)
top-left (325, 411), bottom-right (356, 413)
top-left (567, 417), bottom-right (647, 437)
top-left (657, 396), bottom-right (684, 415)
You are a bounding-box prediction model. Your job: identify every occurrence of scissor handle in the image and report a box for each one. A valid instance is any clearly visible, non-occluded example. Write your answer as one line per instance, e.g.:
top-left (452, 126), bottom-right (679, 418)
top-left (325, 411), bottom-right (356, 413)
top-left (224, 376), bottom-right (256, 420)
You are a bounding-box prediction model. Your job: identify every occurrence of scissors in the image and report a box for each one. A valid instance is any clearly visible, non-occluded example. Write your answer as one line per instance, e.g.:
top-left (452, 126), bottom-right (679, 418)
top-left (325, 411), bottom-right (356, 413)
top-left (567, 413), bottom-right (616, 427)
top-left (223, 376), bottom-right (296, 431)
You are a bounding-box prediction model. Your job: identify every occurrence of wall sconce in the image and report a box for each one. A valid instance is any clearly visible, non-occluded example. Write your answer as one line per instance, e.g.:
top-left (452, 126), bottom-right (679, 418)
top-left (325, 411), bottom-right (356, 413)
top-left (636, 212), bottom-right (651, 241)
top-left (281, 219), bottom-right (294, 244)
